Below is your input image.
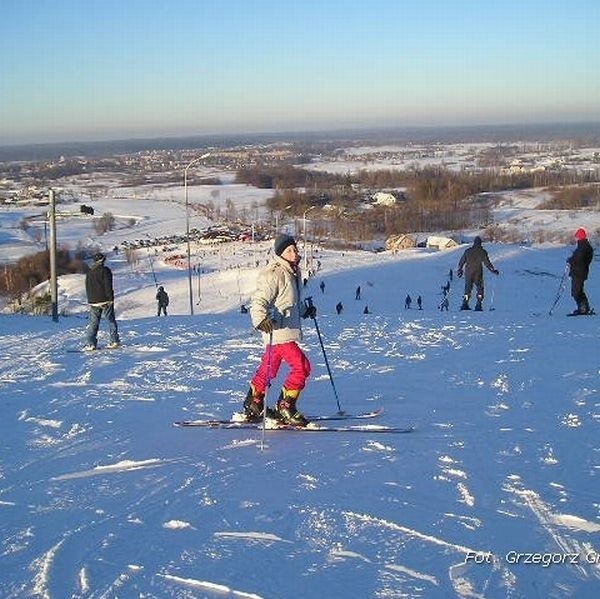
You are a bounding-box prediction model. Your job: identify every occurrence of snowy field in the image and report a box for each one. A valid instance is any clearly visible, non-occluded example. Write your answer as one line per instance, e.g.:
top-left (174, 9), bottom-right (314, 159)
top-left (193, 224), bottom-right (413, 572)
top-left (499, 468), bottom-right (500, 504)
top-left (305, 142), bottom-right (600, 175)
top-left (1, 170), bottom-right (600, 597)
top-left (2, 244), bottom-right (600, 596)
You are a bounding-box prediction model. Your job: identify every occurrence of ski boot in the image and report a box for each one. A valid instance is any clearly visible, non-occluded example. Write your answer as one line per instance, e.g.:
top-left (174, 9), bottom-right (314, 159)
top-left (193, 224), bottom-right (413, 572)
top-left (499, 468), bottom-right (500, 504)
top-left (474, 299), bottom-right (483, 311)
top-left (276, 387), bottom-right (309, 427)
top-left (578, 300), bottom-right (591, 315)
top-left (460, 296), bottom-right (471, 311)
top-left (243, 383), bottom-right (265, 422)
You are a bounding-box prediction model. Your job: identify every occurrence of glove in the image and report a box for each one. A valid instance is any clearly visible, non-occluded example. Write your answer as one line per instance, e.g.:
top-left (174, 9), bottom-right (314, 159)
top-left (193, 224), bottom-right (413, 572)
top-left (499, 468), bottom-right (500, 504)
top-left (457, 270), bottom-right (463, 279)
top-left (256, 317), bottom-right (274, 334)
top-left (303, 305), bottom-right (317, 319)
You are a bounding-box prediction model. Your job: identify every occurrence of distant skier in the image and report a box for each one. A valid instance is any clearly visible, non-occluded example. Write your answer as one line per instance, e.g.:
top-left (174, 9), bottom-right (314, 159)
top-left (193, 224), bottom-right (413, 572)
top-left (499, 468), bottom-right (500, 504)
top-left (363, 304), bottom-right (370, 314)
top-left (84, 252), bottom-right (120, 350)
top-left (567, 227), bottom-right (594, 315)
top-left (240, 304), bottom-right (248, 314)
top-left (336, 301), bottom-right (344, 314)
top-left (405, 294), bottom-right (412, 309)
top-left (245, 234), bottom-right (315, 427)
top-left (156, 286), bottom-right (169, 316)
top-left (320, 280), bottom-right (326, 294)
top-left (417, 295), bottom-right (422, 310)
top-left (457, 236), bottom-right (499, 311)
top-left (355, 286), bottom-right (361, 300)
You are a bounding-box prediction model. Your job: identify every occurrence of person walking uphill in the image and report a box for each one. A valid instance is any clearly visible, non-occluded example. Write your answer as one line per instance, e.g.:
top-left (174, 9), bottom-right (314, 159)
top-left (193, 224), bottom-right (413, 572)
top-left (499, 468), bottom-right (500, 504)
top-left (457, 236), bottom-right (499, 311)
top-left (245, 234), bottom-right (316, 427)
top-left (156, 286), bottom-right (169, 316)
top-left (567, 227), bottom-right (594, 315)
top-left (84, 252), bottom-right (120, 350)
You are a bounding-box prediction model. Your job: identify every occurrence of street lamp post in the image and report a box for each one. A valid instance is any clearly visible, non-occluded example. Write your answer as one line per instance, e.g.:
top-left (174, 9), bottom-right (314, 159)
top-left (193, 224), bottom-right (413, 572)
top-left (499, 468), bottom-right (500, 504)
top-left (275, 203), bottom-right (293, 234)
top-left (302, 206), bottom-right (316, 274)
top-left (183, 152), bottom-right (210, 315)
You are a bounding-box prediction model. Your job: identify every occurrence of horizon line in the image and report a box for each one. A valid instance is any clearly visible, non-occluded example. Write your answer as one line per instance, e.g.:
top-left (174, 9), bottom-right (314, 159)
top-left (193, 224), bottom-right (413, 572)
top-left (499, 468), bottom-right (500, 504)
top-left (3, 120), bottom-right (600, 151)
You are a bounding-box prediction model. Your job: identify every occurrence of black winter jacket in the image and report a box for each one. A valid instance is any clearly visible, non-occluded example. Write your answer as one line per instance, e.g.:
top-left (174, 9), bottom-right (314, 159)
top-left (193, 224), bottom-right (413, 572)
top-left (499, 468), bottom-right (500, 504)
top-left (85, 262), bottom-right (114, 304)
top-left (568, 239), bottom-right (593, 280)
top-left (457, 244), bottom-right (496, 282)
top-left (156, 289), bottom-right (169, 306)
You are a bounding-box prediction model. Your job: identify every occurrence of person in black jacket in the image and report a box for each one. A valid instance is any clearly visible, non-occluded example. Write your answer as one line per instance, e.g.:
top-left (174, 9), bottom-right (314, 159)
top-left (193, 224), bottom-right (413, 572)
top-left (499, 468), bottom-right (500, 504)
top-left (156, 286), bottom-right (169, 316)
top-left (457, 236), bottom-right (499, 311)
top-left (567, 228), bottom-right (594, 315)
top-left (84, 253), bottom-right (120, 349)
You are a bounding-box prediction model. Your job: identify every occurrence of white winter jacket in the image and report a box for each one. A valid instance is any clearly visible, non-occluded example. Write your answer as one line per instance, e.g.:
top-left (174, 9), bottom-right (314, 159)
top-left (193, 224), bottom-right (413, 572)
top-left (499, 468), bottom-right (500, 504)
top-left (250, 255), bottom-right (304, 346)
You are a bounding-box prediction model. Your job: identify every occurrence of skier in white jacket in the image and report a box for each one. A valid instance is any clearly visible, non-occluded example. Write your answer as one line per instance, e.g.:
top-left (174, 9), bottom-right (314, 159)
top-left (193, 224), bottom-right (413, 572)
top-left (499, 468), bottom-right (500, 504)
top-left (245, 234), bottom-right (316, 426)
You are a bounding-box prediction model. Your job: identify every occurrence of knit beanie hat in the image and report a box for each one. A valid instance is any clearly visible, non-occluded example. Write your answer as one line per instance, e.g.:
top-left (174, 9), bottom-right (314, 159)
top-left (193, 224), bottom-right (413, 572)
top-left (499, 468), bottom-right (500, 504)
top-left (93, 252), bottom-right (106, 263)
top-left (574, 228), bottom-right (587, 241)
top-left (274, 234), bottom-right (296, 256)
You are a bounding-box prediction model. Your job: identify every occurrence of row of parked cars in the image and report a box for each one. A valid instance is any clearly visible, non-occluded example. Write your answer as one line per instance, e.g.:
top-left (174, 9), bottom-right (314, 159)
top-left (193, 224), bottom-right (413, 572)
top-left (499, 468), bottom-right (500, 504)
top-left (114, 224), bottom-right (268, 253)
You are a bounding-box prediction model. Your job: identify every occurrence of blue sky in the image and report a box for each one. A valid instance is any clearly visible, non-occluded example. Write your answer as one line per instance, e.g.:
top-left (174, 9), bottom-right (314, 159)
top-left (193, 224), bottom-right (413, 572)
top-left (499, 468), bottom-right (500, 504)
top-left (1, 0), bottom-right (599, 145)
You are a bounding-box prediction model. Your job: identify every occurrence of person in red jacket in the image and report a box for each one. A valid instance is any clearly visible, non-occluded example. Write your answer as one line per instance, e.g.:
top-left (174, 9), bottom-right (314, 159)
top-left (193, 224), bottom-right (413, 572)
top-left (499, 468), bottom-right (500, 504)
top-left (567, 228), bottom-right (594, 315)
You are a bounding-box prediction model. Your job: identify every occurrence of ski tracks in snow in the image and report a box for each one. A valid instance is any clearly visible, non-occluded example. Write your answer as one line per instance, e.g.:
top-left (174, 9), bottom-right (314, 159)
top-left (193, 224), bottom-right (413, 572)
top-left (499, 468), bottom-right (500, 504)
top-left (503, 475), bottom-right (600, 580)
top-left (2, 293), bottom-right (600, 597)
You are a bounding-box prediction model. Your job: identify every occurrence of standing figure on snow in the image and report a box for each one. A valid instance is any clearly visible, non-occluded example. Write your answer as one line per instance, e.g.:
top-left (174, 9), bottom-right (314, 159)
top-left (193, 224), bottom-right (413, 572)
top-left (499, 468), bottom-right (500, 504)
top-left (405, 294), bottom-right (412, 309)
top-left (84, 252), bottom-right (120, 350)
top-left (336, 301), bottom-right (344, 314)
top-left (320, 280), bottom-right (326, 294)
top-left (245, 234), bottom-right (316, 427)
top-left (417, 295), bottom-right (422, 310)
top-left (457, 236), bottom-right (499, 311)
top-left (355, 286), bottom-right (361, 300)
top-left (567, 227), bottom-right (594, 315)
top-left (156, 286), bottom-right (169, 316)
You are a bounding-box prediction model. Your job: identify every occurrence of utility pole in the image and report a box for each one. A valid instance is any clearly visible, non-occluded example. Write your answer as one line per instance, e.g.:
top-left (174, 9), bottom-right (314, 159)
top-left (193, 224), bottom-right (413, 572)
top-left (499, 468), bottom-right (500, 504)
top-left (48, 189), bottom-right (58, 322)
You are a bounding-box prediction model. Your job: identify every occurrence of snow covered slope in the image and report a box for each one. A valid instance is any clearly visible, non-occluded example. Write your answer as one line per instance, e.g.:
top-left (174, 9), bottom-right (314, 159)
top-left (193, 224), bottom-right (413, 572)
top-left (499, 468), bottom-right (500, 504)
top-left (1, 243), bottom-right (599, 598)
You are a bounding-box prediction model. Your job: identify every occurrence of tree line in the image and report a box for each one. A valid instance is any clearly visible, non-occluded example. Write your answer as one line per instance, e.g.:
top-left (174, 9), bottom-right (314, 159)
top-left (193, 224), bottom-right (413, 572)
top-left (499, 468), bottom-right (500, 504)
top-left (0, 250), bottom-right (87, 301)
top-left (236, 164), bottom-right (600, 242)
top-left (538, 185), bottom-right (600, 210)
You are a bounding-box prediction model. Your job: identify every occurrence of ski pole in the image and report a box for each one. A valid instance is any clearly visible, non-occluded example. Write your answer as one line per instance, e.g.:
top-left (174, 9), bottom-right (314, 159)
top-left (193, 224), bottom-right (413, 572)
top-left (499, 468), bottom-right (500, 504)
top-left (304, 296), bottom-right (343, 414)
top-left (260, 328), bottom-right (274, 452)
top-left (549, 264), bottom-right (569, 316)
top-left (488, 274), bottom-right (496, 311)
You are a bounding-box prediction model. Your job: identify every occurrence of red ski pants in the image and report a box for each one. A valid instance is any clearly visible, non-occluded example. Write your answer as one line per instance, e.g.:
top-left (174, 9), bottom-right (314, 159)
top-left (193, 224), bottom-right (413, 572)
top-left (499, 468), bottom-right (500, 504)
top-left (251, 341), bottom-right (311, 393)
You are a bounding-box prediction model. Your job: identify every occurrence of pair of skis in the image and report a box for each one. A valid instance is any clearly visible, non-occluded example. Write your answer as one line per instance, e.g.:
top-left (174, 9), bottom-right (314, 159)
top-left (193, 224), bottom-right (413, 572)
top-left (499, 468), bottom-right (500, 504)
top-left (174, 408), bottom-right (414, 434)
top-left (175, 298), bottom-right (413, 435)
